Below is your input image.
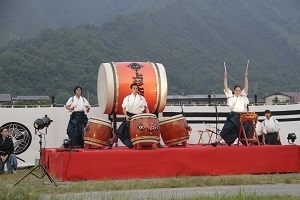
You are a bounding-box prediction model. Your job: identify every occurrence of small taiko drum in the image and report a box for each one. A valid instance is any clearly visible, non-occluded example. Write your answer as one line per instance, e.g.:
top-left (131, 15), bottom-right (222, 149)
top-left (129, 113), bottom-right (160, 150)
top-left (159, 114), bottom-right (190, 147)
top-left (84, 117), bottom-right (112, 148)
top-left (97, 62), bottom-right (167, 115)
top-left (240, 112), bottom-right (258, 123)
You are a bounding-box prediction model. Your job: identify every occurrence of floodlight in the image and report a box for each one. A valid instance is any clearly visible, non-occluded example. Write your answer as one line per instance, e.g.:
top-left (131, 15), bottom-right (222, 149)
top-left (287, 133), bottom-right (297, 144)
top-left (33, 115), bottom-right (53, 130)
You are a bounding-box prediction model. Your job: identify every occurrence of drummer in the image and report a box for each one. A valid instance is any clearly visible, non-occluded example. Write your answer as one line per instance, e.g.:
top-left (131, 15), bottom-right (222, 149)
top-left (65, 86), bottom-right (91, 148)
top-left (211, 70), bottom-right (249, 147)
top-left (108, 83), bottom-right (149, 149)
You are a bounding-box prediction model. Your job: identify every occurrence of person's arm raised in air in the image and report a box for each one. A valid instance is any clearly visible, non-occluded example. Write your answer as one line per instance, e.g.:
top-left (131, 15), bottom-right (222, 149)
top-left (224, 72), bottom-right (229, 94)
top-left (244, 70), bottom-right (249, 94)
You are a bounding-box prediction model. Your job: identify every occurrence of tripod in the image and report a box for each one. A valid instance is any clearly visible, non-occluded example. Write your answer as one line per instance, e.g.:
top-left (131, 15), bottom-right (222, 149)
top-left (14, 128), bottom-right (57, 186)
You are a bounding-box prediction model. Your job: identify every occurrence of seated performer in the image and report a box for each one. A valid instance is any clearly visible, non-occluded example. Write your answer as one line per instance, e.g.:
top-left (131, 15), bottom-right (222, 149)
top-left (65, 86), bottom-right (91, 148)
top-left (108, 83), bottom-right (149, 149)
top-left (0, 127), bottom-right (18, 174)
top-left (211, 70), bottom-right (249, 147)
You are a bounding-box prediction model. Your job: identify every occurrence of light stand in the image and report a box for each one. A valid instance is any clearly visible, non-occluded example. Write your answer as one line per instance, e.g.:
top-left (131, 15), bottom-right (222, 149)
top-left (212, 92), bottom-right (219, 139)
top-left (14, 127), bottom-right (57, 186)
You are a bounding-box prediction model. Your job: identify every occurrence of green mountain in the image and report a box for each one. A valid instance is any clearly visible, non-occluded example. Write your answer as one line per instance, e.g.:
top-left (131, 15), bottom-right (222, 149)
top-left (0, 0), bottom-right (159, 46)
top-left (0, 0), bottom-right (299, 105)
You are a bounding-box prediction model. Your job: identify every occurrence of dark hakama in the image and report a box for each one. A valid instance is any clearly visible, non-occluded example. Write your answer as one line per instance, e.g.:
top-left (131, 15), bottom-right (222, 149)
top-left (265, 132), bottom-right (281, 145)
top-left (67, 111), bottom-right (88, 148)
top-left (220, 112), bottom-right (240, 145)
top-left (116, 112), bottom-right (134, 148)
top-left (220, 112), bottom-right (255, 145)
top-left (258, 135), bottom-right (264, 144)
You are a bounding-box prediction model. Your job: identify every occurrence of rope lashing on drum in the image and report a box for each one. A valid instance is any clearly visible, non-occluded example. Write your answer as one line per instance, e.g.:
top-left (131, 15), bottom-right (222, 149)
top-left (137, 123), bottom-right (159, 135)
top-left (184, 123), bottom-right (192, 135)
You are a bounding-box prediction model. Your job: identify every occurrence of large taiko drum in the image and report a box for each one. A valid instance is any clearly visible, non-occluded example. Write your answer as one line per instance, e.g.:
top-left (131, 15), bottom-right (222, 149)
top-left (159, 114), bottom-right (190, 147)
top-left (129, 113), bottom-right (160, 149)
top-left (84, 117), bottom-right (112, 148)
top-left (97, 62), bottom-right (167, 115)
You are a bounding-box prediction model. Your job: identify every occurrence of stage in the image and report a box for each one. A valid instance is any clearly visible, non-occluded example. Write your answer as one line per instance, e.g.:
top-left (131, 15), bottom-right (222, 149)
top-left (42, 145), bottom-right (300, 181)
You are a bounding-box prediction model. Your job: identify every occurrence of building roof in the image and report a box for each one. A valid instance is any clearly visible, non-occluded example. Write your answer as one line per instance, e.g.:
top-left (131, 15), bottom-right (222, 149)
top-left (12, 96), bottom-right (50, 101)
top-left (263, 92), bottom-right (292, 99)
top-left (0, 94), bottom-right (12, 102)
top-left (280, 92), bottom-right (300, 102)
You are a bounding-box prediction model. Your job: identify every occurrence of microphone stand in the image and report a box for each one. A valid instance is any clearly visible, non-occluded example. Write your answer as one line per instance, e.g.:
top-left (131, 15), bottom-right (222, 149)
top-left (212, 92), bottom-right (218, 139)
top-left (179, 102), bottom-right (189, 130)
top-left (179, 101), bottom-right (184, 116)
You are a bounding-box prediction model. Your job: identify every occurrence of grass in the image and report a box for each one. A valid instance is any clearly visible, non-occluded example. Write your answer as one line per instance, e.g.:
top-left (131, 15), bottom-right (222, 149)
top-left (0, 168), bottom-right (299, 199)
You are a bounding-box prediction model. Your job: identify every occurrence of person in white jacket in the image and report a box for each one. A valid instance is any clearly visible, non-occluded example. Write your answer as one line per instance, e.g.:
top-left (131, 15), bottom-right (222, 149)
top-left (262, 110), bottom-right (281, 145)
top-left (65, 86), bottom-right (91, 148)
top-left (108, 83), bottom-right (149, 149)
top-left (211, 70), bottom-right (249, 147)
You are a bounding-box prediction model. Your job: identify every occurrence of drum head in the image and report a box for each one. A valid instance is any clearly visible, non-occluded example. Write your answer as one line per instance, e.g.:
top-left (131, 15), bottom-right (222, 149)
top-left (131, 113), bottom-right (158, 121)
top-left (159, 114), bottom-right (184, 123)
top-left (97, 63), bottom-right (116, 114)
top-left (89, 117), bottom-right (112, 127)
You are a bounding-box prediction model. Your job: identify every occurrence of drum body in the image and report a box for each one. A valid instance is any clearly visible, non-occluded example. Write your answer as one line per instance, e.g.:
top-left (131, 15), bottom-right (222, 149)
top-left (240, 112), bottom-right (258, 123)
top-left (129, 113), bottom-right (160, 149)
top-left (97, 62), bottom-right (167, 115)
top-left (159, 114), bottom-right (190, 147)
top-left (84, 117), bottom-right (112, 148)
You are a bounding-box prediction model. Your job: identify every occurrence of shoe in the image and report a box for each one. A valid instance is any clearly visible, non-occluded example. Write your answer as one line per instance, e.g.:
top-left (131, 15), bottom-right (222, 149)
top-left (12, 171), bottom-right (17, 174)
top-left (211, 142), bottom-right (220, 147)
top-left (107, 143), bottom-right (113, 149)
top-left (157, 143), bottom-right (163, 148)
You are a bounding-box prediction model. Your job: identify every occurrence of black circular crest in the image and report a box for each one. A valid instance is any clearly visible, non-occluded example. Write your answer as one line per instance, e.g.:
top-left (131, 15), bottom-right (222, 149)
top-left (1, 122), bottom-right (32, 155)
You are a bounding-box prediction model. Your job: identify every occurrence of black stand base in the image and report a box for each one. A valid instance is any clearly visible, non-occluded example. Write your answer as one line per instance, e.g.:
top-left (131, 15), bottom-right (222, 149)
top-left (14, 164), bottom-right (57, 186)
top-left (14, 128), bottom-right (57, 187)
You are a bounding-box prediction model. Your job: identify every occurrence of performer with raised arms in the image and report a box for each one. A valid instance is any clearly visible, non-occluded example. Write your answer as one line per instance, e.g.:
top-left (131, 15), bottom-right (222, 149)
top-left (211, 63), bottom-right (249, 146)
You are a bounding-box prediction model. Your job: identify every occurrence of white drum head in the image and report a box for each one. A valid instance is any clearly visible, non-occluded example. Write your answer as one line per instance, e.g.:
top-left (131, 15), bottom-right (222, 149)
top-left (89, 117), bottom-right (112, 127)
top-left (155, 63), bottom-right (168, 113)
top-left (97, 63), bottom-right (116, 114)
top-left (159, 114), bottom-right (184, 125)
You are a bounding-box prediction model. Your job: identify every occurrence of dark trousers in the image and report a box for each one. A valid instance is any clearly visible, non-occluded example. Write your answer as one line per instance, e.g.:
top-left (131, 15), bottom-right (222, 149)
top-left (67, 112), bottom-right (88, 147)
top-left (220, 112), bottom-right (240, 145)
top-left (265, 132), bottom-right (281, 145)
top-left (116, 112), bottom-right (134, 148)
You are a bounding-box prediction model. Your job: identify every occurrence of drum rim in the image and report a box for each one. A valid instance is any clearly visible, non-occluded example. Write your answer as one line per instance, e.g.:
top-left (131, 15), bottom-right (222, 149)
top-left (89, 117), bottom-right (112, 127)
top-left (130, 113), bottom-right (158, 120)
top-left (159, 114), bottom-right (184, 124)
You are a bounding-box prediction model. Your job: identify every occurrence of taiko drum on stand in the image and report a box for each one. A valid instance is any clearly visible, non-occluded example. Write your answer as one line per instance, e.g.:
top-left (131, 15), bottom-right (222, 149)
top-left (130, 113), bottom-right (160, 150)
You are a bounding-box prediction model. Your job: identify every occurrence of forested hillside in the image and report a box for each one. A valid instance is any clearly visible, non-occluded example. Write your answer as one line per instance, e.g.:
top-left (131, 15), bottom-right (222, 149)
top-left (0, 0), bottom-right (159, 46)
top-left (0, 0), bottom-right (299, 104)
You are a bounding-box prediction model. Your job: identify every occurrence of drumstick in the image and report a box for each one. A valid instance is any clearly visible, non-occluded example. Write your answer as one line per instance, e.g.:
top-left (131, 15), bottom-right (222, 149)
top-left (246, 60), bottom-right (249, 72)
top-left (224, 62), bottom-right (227, 72)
